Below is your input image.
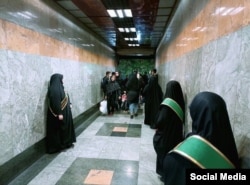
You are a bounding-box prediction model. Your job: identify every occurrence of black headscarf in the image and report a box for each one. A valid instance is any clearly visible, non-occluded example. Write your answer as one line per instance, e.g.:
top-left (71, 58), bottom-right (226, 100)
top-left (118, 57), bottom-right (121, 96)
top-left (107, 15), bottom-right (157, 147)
top-left (163, 80), bottom-right (185, 112)
top-left (48, 73), bottom-right (65, 115)
top-left (189, 91), bottom-right (239, 168)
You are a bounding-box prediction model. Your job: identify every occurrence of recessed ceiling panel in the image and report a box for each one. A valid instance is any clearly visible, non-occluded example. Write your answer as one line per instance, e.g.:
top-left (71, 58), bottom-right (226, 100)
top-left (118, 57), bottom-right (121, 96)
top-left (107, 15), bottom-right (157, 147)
top-left (53, 0), bottom-right (180, 56)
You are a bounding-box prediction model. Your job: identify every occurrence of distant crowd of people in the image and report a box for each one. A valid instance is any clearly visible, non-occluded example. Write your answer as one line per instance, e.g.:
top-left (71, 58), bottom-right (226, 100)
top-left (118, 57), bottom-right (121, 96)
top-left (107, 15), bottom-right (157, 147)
top-left (100, 70), bottom-right (150, 119)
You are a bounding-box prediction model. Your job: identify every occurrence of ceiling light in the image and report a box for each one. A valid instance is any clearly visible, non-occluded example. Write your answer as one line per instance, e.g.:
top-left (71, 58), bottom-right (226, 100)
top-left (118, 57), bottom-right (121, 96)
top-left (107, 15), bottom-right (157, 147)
top-left (116, 10), bottom-right (124, 18)
top-left (124, 9), bottom-right (132, 17)
top-left (118, 28), bottom-right (125, 32)
top-left (128, 44), bottom-right (139, 47)
top-left (125, 28), bottom-right (130, 32)
top-left (107, 9), bottom-right (117, 17)
top-left (130, 28), bottom-right (136, 32)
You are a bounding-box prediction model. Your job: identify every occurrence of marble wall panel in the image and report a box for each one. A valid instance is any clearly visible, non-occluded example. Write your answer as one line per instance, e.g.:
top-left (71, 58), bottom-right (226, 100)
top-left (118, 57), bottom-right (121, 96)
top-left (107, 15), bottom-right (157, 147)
top-left (0, 49), bottom-right (114, 165)
top-left (157, 26), bottom-right (250, 168)
top-left (0, 50), bottom-right (13, 165)
top-left (0, 0), bottom-right (115, 166)
top-left (234, 25), bottom-right (250, 168)
top-left (200, 41), bottom-right (217, 91)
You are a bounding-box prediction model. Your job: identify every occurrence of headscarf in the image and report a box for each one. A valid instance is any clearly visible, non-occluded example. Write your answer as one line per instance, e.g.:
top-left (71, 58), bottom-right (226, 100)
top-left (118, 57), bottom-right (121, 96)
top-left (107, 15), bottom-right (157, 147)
top-left (189, 91), bottom-right (239, 167)
top-left (163, 80), bottom-right (185, 113)
top-left (48, 73), bottom-right (65, 114)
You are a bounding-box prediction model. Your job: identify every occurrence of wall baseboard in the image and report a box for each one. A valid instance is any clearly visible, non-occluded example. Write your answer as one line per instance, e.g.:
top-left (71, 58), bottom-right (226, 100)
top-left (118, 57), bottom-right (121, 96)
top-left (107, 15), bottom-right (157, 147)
top-left (0, 104), bottom-right (100, 185)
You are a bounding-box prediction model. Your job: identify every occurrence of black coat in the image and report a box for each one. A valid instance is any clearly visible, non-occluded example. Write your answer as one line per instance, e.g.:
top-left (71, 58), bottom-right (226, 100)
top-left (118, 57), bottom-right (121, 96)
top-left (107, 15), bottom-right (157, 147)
top-left (126, 74), bottom-right (139, 104)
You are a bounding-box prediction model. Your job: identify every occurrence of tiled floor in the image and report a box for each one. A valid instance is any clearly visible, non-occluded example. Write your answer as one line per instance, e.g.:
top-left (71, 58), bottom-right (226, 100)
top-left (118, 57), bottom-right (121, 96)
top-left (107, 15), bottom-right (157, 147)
top-left (9, 108), bottom-right (164, 185)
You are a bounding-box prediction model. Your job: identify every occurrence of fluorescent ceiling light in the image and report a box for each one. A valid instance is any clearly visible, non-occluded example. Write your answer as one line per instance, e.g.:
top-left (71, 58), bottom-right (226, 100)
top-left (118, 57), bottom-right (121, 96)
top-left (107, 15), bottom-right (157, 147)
top-left (118, 28), bottom-right (125, 32)
top-left (108, 9), bottom-right (132, 18)
top-left (128, 44), bottom-right (139, 47)
top-left (124, 37), bottom-right (138, 41)
top-left (124, 9), bottom-right (132, 17)
top-left (107, 9), bottom-right (117, 17)
top-left (130, 28), bottom-right (136, 32)
top-left (118, 27), bottom-right (136, 33)
top-left (116, 10), bottom-right (124, 18)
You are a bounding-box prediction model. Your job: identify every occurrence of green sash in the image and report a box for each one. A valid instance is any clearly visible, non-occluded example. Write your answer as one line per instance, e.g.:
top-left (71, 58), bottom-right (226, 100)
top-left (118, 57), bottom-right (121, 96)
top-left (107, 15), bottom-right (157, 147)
top-left (171, 135), bottom-right (235, 169)
top-left (161, 98), bottom-right (184, 122)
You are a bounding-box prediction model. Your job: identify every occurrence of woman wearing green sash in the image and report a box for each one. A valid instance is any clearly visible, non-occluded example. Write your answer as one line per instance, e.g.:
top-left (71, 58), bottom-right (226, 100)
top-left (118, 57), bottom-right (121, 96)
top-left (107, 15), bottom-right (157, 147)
top-left (163, 91), bottom-right (239, 185)
top-left (153, 80), bottom-right (185, 179)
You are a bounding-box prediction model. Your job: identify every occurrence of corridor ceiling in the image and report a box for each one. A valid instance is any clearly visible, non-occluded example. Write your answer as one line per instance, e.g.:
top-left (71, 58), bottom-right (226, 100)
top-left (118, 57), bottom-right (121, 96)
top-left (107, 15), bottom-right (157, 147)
top-left (53, 0), bottom-right (180, 58)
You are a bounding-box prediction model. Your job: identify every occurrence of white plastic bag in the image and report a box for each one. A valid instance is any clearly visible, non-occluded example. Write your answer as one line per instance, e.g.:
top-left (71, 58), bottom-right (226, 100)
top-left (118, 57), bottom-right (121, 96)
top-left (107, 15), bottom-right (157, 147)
top-left (99, 100), bottom-right (107, 114)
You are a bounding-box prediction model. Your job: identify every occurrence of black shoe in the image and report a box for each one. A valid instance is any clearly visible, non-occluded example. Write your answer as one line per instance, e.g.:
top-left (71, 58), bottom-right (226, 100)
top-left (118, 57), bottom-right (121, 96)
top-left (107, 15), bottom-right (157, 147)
top-left (134, 113), bottom-right (138, 117)
top-left (130, 115), bottom-right (134, 119)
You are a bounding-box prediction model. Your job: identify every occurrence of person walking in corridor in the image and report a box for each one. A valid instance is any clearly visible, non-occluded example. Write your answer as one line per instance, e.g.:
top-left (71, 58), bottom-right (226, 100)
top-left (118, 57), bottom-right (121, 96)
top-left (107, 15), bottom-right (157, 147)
top-left (126, 71), bottom-right (140, 119)
top-left (106, 74), bottom-right (121, 115)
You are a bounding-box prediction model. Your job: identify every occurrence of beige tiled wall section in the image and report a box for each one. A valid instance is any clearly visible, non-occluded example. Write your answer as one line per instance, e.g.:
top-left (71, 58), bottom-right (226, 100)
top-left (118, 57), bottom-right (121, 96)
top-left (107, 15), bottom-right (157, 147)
top-left (158, 0), bottom-right (250, 63)
top-left (0, 19), bottom-right (114, 66)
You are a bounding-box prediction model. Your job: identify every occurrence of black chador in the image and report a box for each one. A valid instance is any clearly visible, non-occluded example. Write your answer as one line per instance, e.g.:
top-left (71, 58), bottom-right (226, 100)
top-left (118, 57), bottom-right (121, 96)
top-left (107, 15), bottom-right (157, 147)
top-left (46, 74), bottom-right (76, 154)
top-left (153, 80), bottom-right (185, 177)
top-left (142, 75), bottom-right (163, 128)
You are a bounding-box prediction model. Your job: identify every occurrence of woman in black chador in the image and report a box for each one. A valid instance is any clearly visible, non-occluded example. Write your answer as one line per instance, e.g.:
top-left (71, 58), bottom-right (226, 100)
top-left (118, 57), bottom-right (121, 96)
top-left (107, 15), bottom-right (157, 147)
top-left (142, 75), bottom-right (163, 128)
top-left (153, 80), bottom-right (185, 178)
top-left (106, 74), bottom-right (121, 115)
top-left (163, 92), bottom-right (239, 185)
top-left (46, 73), bottom-right (76, 154)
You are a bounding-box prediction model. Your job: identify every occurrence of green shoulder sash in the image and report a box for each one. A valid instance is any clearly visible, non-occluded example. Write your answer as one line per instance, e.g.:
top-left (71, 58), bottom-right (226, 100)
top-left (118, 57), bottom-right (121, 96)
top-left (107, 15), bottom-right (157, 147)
top-left (171, 135), bottom-right (235, 169)
top-left (161, 98), bottom-right (184, 122)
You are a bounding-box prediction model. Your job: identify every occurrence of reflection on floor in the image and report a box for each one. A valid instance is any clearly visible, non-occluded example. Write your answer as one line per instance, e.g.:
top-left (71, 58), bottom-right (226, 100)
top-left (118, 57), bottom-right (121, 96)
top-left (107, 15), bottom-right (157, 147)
top-left (9, 108), bottom-right (164, 185)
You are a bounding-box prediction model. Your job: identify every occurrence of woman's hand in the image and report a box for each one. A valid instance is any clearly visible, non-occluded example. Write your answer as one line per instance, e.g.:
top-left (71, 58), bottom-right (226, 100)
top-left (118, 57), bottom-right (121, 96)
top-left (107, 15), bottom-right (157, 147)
top-left (58, 114), bottom-right (63, 120)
